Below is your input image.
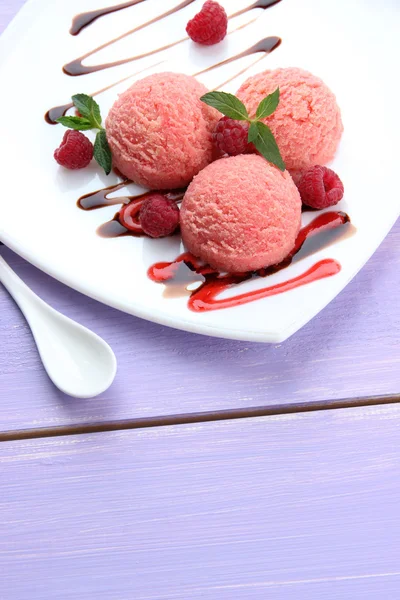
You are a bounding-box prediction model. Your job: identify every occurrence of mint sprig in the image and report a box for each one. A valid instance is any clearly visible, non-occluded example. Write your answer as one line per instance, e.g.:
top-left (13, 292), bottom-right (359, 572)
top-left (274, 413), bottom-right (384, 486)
top-left (94, 131), bottom-right (112, 176)
top-left (71, 94), bottom-right (102, 129)
top-left (255, 87), bottom-right (280, 120)
top-left (249, 122), bottom-right (285, 171)
top-left (56, 116), bottom-right (93, 130)
top-left (200, 92), bottom-right (249, 121)
top-left (56, 93), bottom-right (112, 175)
top-left (201, 87), bottom-right (285, 172)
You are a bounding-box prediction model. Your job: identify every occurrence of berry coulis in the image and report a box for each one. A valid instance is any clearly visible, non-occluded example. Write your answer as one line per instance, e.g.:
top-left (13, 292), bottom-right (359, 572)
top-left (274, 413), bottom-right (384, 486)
top-left (148, 212), bottom-right (350, 312)
top-left (77, 180), bottom-right (352, 311)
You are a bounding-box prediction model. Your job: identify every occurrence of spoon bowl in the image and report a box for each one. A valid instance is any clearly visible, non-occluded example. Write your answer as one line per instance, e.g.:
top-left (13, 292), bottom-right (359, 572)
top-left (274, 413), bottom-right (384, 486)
top-left (0, 255), bottom-right (117, 398)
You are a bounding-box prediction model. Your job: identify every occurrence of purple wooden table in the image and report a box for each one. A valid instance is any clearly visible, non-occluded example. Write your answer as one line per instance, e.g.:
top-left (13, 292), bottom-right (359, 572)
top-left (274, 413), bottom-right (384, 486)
top-left (1, 2), bottom-right (400, 598)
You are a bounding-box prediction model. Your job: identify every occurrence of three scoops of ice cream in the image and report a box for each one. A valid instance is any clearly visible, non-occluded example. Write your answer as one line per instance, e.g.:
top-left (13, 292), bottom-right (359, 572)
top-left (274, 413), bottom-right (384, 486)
top-left (106, 67), bottom-right (343, 273)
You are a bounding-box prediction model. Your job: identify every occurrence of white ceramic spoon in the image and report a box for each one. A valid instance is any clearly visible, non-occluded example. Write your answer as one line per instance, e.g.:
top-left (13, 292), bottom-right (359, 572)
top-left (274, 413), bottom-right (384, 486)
top-left (0, 255), bottom-right (117, 398)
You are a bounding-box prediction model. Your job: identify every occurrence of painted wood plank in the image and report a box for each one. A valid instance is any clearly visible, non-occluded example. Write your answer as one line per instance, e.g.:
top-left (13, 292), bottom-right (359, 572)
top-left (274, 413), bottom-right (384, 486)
top-left (0, 219), bottom-right (399, 432)
top-left (1, 405), bottom-right (400, 599)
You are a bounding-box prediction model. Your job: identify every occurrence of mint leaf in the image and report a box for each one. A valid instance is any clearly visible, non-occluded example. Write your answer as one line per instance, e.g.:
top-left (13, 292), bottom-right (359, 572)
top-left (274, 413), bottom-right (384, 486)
top-left (94, 130), bottom-right (112, 175)
top-left (56, 116), bottom-right (93, 130)
top-left (72, 94), bottom-right (102, 129)
top-left (247, 121), bottom-right (259, 143)
top-left (200, 92), bottom-right (249, 121)
top-left (255, 87), bottom-right (280, 120)
top-left (250, 122), bottom-right (285, 171)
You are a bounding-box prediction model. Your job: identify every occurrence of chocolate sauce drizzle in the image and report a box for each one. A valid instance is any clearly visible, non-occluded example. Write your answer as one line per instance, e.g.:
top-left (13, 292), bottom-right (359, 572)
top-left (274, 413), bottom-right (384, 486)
top-left (77, 183), bottom-right (186, 238)
top-left (195, 37), bottom-right (281, 77)
top-left (148, 212), bottom-right (350, 312)
top-left (45, 103), bottom-right (73, 124)
top-left (76, 181), bottom-right (351, 310)
top-left (70, 0), bottom-right (282, 36)
top-left (46, 36), bottom-right (281, 122)
top-left (46, 0), bottom-right (282, 121)
top-left (64, 0), bottom-right (282, 76)
top-left (77, 181), bottom-right (131, 210)
top-left (70, 0), bottom-right (146, 35)
top-left (235, 0), bottom-right (282, 16)
top-left (45, 72), bottom-right (144, 124)
top-left (76, 187), bottom-right (351, 310)
top-left (64, 0), bottom-right (196, 76)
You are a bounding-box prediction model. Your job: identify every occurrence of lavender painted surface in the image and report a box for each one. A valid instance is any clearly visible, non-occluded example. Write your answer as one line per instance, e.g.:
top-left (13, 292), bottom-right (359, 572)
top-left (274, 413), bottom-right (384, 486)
top-left (1, 219), bottom-right (400, 431)
top-left (0, 0), bottom-right (25, 30)
top-left (0, 2), bottom-right (399, 434)
top-left (2, 405), bottom-right (400, 599)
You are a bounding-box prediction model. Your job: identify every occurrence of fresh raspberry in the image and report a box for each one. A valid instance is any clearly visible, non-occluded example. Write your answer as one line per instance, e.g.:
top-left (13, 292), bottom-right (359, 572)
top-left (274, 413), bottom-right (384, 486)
top-left (186, 1), bottom-right (228, 45)
top-left (213, 116), bottom-right (250, 156)
top-left (54, 130), bottom-right (93, 170)
top-left (139, 194), bottom-right (180, 238)
top-left (297, 165), bottom-right (344, 209)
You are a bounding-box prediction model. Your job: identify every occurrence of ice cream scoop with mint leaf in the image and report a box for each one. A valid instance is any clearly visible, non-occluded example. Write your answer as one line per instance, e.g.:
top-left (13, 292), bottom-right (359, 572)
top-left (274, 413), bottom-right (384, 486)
top-left (180, 89), bottom-right (302, 273)
top-left (200, 87), bottom-right (285, 171)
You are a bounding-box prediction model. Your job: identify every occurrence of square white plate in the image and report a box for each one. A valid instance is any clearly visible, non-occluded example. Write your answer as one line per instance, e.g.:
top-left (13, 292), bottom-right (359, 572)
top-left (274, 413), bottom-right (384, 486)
top-left (0, 0), bottom-right (399, 342)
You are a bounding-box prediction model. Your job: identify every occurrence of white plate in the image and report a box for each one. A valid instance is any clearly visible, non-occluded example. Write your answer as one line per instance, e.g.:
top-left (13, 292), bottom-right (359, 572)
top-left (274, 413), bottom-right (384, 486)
top-left (0, 0), bottom-right (399, 342)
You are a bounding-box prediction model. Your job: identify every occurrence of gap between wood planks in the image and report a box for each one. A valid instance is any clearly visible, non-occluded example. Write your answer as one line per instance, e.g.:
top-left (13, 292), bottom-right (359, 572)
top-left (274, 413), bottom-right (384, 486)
top-left (1, 393), bottom-right (399, 442)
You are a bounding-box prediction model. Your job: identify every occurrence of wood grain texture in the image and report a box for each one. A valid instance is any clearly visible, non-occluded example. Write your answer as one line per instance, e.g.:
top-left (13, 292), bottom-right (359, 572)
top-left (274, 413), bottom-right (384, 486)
top-left (1, 405), bottom-right (400, 599)
top-left (0, 219), bottom-right (399, 432)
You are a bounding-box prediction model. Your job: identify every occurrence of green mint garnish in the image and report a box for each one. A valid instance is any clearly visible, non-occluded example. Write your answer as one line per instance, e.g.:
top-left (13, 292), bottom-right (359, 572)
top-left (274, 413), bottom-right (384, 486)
top-left (56, 116), bottom-right (93, 131)
top-left (201, 87), bottom-right (285, 171)
top-left (247, 121), bottom-right (259, 143)
top-left (255, 87), bottom-right (280, 120)
top-left (94, 130), bottom-right (112, 176)
top-left (56, 93), bottom-right (112, 175)
top-left (71, 94), bottom-right (103, 130)
top-left (200, 92), bottom-right (249, 121)
top-left (249, 121), bottom-right (285, 172)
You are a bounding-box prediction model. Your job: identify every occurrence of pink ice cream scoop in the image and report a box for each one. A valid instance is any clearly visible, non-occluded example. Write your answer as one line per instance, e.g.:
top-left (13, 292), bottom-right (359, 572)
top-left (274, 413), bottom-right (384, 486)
top-left (180, 154), bottom-right (301, 273)
top-left (106, 72), bottom-right (218, 189)
top-left (236, 67), bottom-right (343, 182)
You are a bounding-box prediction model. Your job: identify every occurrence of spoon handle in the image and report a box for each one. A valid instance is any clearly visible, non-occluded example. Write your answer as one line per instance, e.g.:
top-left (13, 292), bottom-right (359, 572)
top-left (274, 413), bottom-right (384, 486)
top-left (0, 255), bottom-right (43, 320)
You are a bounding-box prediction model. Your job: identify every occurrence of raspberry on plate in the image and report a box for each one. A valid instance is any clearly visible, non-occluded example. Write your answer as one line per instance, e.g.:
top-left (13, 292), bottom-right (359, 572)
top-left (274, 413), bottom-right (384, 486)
top-left (297, 165), bottom-right (344, 209)
top-left (213, 116), bottom-right (250, 156)
top-left (186, 1), bottom-right (228, 46)
top-left (54, 130), bottom-right (93, 170)
top-left (139, 194), bottom-right (180, 238)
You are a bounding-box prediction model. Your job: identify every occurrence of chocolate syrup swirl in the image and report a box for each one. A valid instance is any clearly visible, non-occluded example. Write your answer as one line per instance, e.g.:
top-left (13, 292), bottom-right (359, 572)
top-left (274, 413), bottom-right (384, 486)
top-left (70, 0), bottom-right (146, 35)
top-left (195, 37), bottom-right (281, 77)
top-left (46, 36), bottom-right (281, 122)
top-left (64, 0), bottom-right (195, 76)
top-left (46, 0), bottom-right (283, 121)
top-left (236, 0), bottom-right (282, 13)
top-left (70, 0), bottom-right (282, 36)
top-left (64, 0), bottom-right (282, 76)
top-left (77, 183), bottom-right (186, 238)
top-left (45, 103), bottom-right (73, 124)
top-left (77, 181), bottom-right (131, 210)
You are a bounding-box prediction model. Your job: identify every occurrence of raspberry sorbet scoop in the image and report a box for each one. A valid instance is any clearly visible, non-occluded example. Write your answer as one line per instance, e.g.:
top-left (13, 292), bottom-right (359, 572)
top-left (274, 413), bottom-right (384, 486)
top-left (236, 67), bottom-right (343, 182)
top-left (180, 155), bottom-right (302, 273)
top-left (105, 72), bottom-right (218, 189)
